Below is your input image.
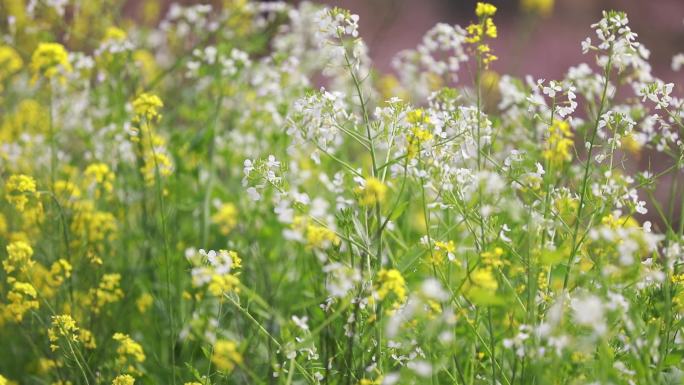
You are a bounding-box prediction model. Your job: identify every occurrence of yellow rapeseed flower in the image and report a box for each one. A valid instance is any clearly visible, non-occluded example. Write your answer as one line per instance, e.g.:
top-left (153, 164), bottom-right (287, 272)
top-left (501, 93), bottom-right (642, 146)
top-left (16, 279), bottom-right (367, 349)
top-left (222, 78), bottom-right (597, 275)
top-left (132, 93), bottom-right (163, 122)
top-left (475, 2), bottom-right (497, 17)
top-left (407, 108), bottom-right (430, 125)
top-left (104, 26), bottom-right (127, 41)
top-left (5, 174), bottom-right (37, 212)
top-left (376, 268), bottom-right (407, 303)
top-left (306, 224), bottom-right (340, 249)
top-left (112, 374), bottom-right (135, 385)
top-left (79, 328), bottom-right (97, 349)
top-left (212, 203), bottom-right (238, 235)
top-left (543, 119), bottom-right (574, 167)
top-left (207, 274), bottom-right (241, 297)
top-left (112, 333), bottom-right (145, 374)
top-left (48, 259), bottom-right (72, 287)
top-left (4, 241), bottom-right (35, 275)
top-left (48, 314), bottom-right (79, 351)
top-left (480, 247), bottom-right (505, 268)
top-left (211, 339), bottom-right (243, 372)
top-left (89, 274), bottom-right (124, 314)
top-left (0, 99), bottom-right (48, 142)
top-left (136, 293), bottom-right (154, 313)
top-left (620, 133), bottom-right (641, 156)
top-left (521, 0), bottom-right (554, 17)
top-left (356, 178), bottom-right (387, 206)
top-left (84, 163), bottom-right (115, 195)
top-left (142, 152), bottom-right (173, 185)
top-left (7, 281), bottom-right (39, 322)
top-left (471, 268), bottom-right (498, 291)
top-left (358, 378), bottom-right (383, 385)
top-left (467, 4), bottom-right (498, 67)
top-left (0, 45), bottom-right (23, 87)
top-left (30, 43), bottom-right (72, 82)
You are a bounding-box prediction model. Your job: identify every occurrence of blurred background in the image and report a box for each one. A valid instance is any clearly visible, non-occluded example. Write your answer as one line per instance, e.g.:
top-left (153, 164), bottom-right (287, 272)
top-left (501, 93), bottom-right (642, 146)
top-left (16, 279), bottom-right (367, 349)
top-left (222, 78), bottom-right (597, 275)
top-left (312, 0), bottom-right (684, 82)
top-left (124, 0), bottom-right (684, 85)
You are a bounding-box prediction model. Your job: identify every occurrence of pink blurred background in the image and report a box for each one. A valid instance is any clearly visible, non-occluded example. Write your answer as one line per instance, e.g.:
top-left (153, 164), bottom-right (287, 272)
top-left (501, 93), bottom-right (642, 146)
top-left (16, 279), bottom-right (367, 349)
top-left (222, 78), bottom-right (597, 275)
top-left (315, 0), bottom-right (684, 83)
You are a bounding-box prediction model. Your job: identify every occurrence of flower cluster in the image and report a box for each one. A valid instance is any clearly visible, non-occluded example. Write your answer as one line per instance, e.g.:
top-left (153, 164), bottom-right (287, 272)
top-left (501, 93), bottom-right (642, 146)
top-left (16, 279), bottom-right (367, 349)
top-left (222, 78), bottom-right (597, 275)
top-left (1, 1), bottom-right (683, 384)
top-left (30, 42), bottom-right (72, 82)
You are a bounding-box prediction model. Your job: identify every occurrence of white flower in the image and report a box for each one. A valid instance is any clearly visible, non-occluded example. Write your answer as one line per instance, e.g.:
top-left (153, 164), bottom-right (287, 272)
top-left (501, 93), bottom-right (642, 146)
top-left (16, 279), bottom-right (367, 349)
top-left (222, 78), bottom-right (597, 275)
top-left (292, 315), bottom-right (309, 331)
top-left (571, 294), bottom-right (606, 335)
top-left (421, 278), bottom-right (448, 301)
top-left (243, 159), bottom-right (255, 176)
top-left (407, 360), bottom-right (432, 377)
top-left (672, 53), bottom-right (684, 71)
top-left (246, 187), bottom-right (261, 201)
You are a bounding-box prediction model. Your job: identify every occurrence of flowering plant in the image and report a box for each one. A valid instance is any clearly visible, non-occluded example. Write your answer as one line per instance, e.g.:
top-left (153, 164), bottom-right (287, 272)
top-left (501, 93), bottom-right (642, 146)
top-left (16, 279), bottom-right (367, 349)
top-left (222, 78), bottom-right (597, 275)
top-left (1, 1), bottom-right (683, 385)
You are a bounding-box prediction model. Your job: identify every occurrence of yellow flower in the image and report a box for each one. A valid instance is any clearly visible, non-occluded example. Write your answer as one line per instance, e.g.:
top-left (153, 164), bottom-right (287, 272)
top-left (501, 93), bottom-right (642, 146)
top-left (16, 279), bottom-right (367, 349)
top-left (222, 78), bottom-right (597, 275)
top-left (480, 247), bottom-right (505, 268)
top-left (0, 45), bottom-right (23, 86)
top-left (207, 274), bottom-right (241, 297)
top-left (4, 241), bottom-right (35, 275)
top-left (471, 268), bottom-right (498, 291)
top-left (142, 0), bottom-right (161, 24)
top-left (554, 193), bottom-right (579, 225)
top-left (407, 109), bottom-right (433, 159)
top-left (521, 0), bottom-right (554, 17)
top-left (89, 274), bottom-right (124, 314)
top-left (132, 50), bottom-right (159, 83)
top-left (70, 200), bottom-right (118, 248)
top-left (466, 3), bottom-right (498, 67)
top-left (0, 374), bottom-right (8, 385)
top-left (465, 24), bottom-right (483, 44)
top-left (5, 174), bottom-right (37, 212)
top-left (132, 93), bottom-right (163, 122)
top-left (377, 74), bottom-right (407, 101)
top-left (359, 378), bottom-right (383, 385)
top-left (48, 259), bottom-right (72, 287)
top-left (136, 293), bottom-right (154, 313)
top-left (142, 152), bottom-right (173, 185)
top-left (376, 268), bottom-right (407, 303)
top-left (225, 250), bottom-right (242, 269)
top-left (407, 108), bottom-right (430, 125)
top-left (7, 281), bottom-right (39, 322)
top-left (112, 374), bottom-right (135, 385)
top-left (212, 203), bottom-right (238, 235)
top-left (211, 340), bottom-right (243, 372)
top-left (54, 180), bottom-right (82, 201)
top-left (104, 26), bottom-right (127, 41)
top-left (355, 178), bottom-right (387, 206)
top-left (600, 214), bottom-right (639, 230)
top-left (543, 119), bottom-right (574, 167)
top-left (306, 224), bottom-right (340, 249)
top-left (433, 240), bottom-right (456, 264)
top-left (79, 328), bottom-right (97, 349)
top-left (475, 2), bottom-right (497, 17)
top-left (485, 18), bottom-right (497, 38)
top-left (0, 213), bottom-right (6, 237)
top-left (48, 314), bottom-right (79, 351)
top-left (411, 127), bottom-right (433, 143)
top-left (621, 133), bottom-right (641, 156)
top-left (112, 333), bottom-right (146, 374)
top-left (0, 99), bottom-right (49, 142)
top-left (84, 162), bottom-right (115, 195)
top-left (30, 42), bottom-right (72, 81)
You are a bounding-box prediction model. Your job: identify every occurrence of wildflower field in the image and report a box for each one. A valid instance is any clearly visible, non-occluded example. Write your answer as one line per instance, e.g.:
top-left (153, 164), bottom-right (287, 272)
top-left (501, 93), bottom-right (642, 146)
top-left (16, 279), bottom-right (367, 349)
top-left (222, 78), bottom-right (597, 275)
top-left (1, 1), bottom-right (684, 384)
